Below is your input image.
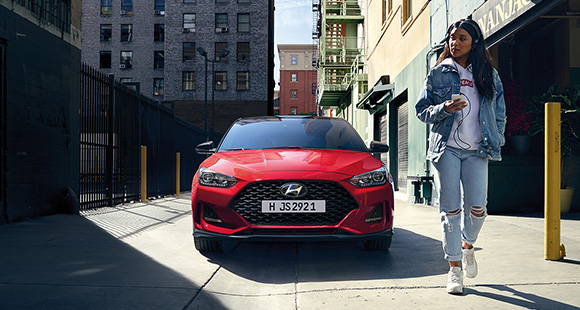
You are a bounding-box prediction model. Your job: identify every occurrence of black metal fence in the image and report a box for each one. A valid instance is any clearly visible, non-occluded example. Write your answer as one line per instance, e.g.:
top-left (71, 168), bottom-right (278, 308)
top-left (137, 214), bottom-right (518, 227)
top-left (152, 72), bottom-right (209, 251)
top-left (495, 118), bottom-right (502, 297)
top-left (80, 63), bottom-right (207, 211)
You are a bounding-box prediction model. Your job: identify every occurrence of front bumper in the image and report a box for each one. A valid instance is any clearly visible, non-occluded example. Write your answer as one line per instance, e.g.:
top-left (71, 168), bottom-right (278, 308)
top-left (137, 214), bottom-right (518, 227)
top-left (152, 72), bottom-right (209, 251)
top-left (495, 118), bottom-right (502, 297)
top-left (193, 227), bottom-right (393, 242)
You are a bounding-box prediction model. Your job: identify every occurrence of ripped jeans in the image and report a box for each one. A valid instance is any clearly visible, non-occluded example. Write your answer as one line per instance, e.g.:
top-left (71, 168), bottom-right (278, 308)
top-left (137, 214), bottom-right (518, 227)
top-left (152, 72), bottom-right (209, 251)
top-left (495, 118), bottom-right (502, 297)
top-left (432, 146), bottom-right (488, 262)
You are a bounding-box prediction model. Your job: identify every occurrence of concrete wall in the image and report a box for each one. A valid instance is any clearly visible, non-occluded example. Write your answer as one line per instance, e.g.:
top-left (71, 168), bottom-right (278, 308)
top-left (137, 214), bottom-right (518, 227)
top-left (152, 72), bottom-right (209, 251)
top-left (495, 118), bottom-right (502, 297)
top-left (0, 2), bottom-right (81, 224)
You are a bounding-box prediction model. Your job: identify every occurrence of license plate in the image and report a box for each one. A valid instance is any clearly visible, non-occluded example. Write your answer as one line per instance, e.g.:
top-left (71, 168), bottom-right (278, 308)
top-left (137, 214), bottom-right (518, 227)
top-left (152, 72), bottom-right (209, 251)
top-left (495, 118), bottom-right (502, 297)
top-left (261, 200), bottom-right (326, 213)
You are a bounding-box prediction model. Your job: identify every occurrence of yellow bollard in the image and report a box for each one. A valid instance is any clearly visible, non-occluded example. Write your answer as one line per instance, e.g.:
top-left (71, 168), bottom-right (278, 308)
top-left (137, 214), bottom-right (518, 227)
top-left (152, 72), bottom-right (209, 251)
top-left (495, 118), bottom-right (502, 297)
top-left (141, 146), bottom-right (147, 202)
top-left (545, 102), bottom-right (564, 260)
top-left (176, 152), bottom-right (181, 195)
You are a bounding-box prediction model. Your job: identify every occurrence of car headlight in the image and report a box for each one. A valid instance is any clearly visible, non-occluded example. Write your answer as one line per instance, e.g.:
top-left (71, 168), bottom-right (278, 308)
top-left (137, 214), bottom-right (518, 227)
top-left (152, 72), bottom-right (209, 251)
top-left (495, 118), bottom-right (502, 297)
top-left (198, 167), bottom-right (237, 188)
top-left (350, 166), bottom-right (390, 188)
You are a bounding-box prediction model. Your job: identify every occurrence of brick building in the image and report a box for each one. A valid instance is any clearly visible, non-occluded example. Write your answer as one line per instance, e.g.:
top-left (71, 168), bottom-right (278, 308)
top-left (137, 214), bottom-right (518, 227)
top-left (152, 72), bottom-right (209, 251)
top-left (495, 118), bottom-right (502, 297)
top-left (277, 44), bottom-right (318, 115)
top-left (81, 0), bottom-right (274, 136)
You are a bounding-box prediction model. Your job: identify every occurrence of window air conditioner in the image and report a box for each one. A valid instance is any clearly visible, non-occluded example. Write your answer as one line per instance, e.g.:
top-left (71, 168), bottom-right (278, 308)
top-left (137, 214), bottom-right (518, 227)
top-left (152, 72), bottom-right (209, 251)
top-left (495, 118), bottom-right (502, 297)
top-left (120, 10), bottom-right (126, 15)
top-left (119, 64), bottom-right (126, 69)
top-left (182, 28), bottom-right (190, 33)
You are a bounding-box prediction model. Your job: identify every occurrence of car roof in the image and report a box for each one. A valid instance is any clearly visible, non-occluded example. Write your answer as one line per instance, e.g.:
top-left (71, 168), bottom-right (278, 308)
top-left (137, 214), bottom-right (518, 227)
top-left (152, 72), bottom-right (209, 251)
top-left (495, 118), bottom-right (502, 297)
top-left (235, 115), bottom-right (341, 122)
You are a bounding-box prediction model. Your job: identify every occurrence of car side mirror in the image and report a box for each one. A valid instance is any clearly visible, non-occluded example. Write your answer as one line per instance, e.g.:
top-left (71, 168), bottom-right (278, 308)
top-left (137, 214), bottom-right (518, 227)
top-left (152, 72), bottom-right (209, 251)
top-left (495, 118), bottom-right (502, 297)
top-left (195, 141), bottom-right (216, 155)
top-left (369, 141), bottom-right (389, 153)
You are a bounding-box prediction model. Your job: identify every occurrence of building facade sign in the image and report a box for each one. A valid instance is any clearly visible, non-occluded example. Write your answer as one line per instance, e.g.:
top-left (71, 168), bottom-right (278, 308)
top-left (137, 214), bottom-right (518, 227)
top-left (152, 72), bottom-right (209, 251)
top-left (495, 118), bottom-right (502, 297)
top-left (472, 0), bottom-right (538, 38)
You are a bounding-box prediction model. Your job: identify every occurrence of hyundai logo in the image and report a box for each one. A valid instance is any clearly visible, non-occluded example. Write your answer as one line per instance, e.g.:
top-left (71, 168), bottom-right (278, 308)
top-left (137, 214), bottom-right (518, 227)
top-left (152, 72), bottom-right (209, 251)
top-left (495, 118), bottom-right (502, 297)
top-left (280, 183), bottom-right (307, 198)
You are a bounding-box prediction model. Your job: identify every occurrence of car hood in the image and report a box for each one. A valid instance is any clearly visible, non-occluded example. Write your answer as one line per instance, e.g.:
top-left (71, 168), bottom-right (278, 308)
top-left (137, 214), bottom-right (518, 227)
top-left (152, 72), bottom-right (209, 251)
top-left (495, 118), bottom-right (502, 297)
top-left (201, 149), bottom-right (383, 177)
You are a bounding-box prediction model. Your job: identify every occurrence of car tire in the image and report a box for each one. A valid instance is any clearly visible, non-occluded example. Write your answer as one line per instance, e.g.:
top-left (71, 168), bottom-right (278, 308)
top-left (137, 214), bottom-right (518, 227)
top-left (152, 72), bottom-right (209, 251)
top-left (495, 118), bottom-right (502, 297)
top-left (194, 237), bottom-right (222, 252)
top-left (362, 236), bottom-right (392, 251)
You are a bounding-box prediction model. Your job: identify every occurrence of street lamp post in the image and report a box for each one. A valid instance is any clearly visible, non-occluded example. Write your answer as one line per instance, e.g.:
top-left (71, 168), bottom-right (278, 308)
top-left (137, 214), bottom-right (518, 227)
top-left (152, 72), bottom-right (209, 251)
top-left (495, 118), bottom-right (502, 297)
top-left (196, 47), bottom-right (208, 140)
top-left (197, 47), bottom-right (229, 140)
top-left (211, 48), bottom-right (230, 133)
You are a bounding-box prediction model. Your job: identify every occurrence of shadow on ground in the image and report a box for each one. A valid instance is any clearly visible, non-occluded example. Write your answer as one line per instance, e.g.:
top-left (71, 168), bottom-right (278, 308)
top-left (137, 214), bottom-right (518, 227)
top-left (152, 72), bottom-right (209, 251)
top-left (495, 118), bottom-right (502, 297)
top-left (0, 214), bottom-right (223, 310)
top-left (202, 228), bottom-right (448, 284)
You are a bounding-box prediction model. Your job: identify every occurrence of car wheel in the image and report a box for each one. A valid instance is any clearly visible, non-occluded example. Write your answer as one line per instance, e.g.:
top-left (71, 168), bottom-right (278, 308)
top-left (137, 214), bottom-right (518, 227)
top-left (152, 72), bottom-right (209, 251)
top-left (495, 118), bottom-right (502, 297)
top-left (363, 236), bottom-right (392, 251)
top-left (194, 237), bottom-right (222, 252)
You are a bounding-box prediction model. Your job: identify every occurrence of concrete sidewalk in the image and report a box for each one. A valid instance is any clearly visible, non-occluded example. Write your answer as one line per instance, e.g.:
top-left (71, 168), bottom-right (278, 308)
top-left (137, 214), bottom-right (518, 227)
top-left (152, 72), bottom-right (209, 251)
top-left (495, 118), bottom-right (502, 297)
top-left (0, 193), bottom-right (579, 309)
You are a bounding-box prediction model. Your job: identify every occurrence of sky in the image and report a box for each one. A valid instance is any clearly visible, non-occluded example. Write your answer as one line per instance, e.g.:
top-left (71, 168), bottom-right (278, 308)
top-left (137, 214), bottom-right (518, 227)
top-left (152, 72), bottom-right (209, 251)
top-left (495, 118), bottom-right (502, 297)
top-left (274, 0), bottom-right (314, 90)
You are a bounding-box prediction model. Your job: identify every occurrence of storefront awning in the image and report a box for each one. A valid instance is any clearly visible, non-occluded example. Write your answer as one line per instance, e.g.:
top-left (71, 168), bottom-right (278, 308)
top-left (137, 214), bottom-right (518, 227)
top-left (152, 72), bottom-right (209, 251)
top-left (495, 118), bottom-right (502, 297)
top-left (356, 75), bottom-right (394, 112)
top-left (472, 0), bottom-right (565, 48)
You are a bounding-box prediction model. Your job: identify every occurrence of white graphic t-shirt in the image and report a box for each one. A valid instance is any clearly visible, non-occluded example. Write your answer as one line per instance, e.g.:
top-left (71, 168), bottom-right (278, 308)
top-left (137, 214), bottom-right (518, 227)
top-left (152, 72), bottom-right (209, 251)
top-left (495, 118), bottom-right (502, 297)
top-left (443, 58), bottom-right (482, 150)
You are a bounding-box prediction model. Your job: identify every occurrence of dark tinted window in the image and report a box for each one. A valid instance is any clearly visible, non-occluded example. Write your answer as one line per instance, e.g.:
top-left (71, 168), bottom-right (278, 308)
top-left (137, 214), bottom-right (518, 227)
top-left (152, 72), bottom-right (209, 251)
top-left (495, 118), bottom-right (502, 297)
top-left (218, 118), bottom-right (368, 152)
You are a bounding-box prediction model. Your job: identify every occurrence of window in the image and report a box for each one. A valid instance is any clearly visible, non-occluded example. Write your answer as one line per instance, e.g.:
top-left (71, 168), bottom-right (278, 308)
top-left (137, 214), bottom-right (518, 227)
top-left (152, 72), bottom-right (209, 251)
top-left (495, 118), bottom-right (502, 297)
top-left (154, 78), bottom-right (165, 96)
top-left (121, 24), bottom-right (133, 41)
top-left (154, 0), bottom-right (165, 11)
top-left (215, 71), bottom-right (227, 90)
top-left (216, 0), bottom-right (228, 3)
top-left (291, 73), bottom-right (297, 82)
top-left (403, 0), bottom-right (412, 24)
top-left (238, 13), bottom-right (249, 32)
top-left (101, 0), bottom-right (112, 15)
top-left (237, 42), bottom-right (250, 61)
top-left (184, 0), bottom-right (195, 3)
top-left (291, 90), bottom-right (297, 99)
top-left (154, 24), bottom-right (165, 42)
top-left (215, 42), bottom-right (228, 61)
top-left (100, 24), bottom-right (112, 42)
top-left (291, 108), bottom-right (297, 115)
top-left (215, 13), bottom-right (228, 29)
top-left (238, 0), bottom-right (249, 3)
top-left (120, 78), bottom-right (132, 83)
top-left (121, 0), bottom-right (133, 13)
top-left (120, 51), bottom-right (132, 68)
top-left (100, 51), bottom-right (111, 68)
top-left (183, 14), bottom-right (196, 31)
top-left (383, 0), bottom-right (392, 22)
top-left (291, 56), bottom-right (297, 65)
top-left (154, 51), bottom-right (164, 69)
top-left (237, 72), bottom-right (249, 90)
top-left (183, 42), bottom-right (196, 60)
top-left (183, 71), bottom-right (195, 90)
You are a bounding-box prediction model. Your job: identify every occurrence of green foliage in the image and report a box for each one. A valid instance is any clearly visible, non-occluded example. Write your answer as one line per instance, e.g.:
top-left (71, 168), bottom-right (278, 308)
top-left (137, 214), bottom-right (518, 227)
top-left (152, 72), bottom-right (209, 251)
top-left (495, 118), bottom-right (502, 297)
top-left (526, 84), bottom-right (580, 188)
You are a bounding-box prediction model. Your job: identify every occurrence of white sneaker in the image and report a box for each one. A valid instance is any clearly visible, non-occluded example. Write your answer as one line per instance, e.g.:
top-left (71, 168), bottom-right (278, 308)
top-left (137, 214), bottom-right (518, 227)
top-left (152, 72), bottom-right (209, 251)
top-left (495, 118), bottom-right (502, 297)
top-left (462, 247), bottom-right (478, 278)
top-left (446, 267), bottom-right (464, 294)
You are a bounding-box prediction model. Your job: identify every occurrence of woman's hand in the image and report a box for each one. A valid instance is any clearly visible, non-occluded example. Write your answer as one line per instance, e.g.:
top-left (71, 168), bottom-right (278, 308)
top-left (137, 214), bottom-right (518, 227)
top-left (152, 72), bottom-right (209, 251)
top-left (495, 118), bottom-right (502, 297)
top-left (444, 98), bottom-right (468, 113)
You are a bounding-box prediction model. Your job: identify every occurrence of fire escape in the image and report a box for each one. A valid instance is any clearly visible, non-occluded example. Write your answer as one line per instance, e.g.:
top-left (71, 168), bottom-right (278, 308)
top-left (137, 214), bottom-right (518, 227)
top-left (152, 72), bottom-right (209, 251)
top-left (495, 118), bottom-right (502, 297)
top-left (313, 0), bottom-right (366, 109)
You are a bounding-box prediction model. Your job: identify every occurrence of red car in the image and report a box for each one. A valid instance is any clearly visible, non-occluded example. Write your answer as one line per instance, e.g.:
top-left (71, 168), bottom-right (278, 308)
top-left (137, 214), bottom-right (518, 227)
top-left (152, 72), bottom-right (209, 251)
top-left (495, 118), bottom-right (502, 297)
top-left (192, 116), bottom-right (394, 252)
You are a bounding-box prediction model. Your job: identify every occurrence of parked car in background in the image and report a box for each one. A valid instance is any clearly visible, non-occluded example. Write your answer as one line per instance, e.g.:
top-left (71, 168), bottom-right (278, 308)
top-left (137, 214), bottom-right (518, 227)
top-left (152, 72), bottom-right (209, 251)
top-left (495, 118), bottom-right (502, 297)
top-left (191, 116), bottom-right (394, 252)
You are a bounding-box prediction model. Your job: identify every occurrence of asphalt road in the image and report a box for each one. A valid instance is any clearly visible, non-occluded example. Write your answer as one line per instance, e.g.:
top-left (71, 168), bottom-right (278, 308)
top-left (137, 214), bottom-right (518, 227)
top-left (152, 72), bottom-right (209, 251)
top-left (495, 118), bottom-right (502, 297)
top-left (1, 192), bottom-right (579, 309)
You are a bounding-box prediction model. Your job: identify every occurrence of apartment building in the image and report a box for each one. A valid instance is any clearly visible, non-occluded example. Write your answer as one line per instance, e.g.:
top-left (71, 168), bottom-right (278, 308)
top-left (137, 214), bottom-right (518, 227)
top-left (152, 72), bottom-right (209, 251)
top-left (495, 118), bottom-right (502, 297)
top-left (277, 44), bottom-right (318, 115)
top-left (82, 0), bottom-right (274, 136)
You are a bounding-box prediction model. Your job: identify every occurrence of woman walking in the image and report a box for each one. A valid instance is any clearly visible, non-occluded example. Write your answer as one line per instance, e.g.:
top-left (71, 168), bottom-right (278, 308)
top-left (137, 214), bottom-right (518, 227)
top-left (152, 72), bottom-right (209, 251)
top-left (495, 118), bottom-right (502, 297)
top-left (415, 18), bottom-right (506, 294)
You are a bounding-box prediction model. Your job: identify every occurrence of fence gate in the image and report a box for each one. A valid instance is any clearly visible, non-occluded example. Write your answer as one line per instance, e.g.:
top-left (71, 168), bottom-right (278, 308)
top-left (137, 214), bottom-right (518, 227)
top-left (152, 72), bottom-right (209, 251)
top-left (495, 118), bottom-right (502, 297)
top-left (80, 65), bottom-right (139, 210)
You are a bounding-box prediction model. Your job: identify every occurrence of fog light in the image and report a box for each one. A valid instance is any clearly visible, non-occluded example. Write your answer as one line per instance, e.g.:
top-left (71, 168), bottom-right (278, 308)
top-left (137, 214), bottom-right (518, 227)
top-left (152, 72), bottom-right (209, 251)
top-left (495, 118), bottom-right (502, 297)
top-left (203, 205), bottom-right (223, 224)
top-left (365, 204), bottom-right (383, 223)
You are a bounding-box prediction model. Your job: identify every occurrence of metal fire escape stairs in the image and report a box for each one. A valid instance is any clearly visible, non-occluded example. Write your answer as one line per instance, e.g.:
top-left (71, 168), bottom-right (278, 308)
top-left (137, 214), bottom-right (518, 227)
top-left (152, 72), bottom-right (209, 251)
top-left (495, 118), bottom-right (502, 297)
top-left (313, 0), bottom-right (366, 109)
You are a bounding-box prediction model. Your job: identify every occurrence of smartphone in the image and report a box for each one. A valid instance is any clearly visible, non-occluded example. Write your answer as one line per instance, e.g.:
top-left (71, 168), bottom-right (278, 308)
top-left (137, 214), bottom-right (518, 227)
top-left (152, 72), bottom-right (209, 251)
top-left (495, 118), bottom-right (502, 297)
top-left (452, 94), bottom-right (466, 103)
top-left (451, 95), bottom-right (467, 102)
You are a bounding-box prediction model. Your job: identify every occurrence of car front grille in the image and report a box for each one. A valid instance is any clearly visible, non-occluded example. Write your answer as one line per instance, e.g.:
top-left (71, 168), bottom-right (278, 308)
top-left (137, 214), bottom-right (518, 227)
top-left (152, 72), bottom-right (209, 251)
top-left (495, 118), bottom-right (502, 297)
top-left (229, 181), bottom-right (358, 226)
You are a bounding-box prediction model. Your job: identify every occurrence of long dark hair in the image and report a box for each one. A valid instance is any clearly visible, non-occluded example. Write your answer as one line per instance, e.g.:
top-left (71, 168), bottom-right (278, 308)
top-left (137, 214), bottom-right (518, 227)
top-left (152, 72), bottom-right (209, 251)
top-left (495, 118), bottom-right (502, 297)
top-left (436, 19), bottom-right (495, 98)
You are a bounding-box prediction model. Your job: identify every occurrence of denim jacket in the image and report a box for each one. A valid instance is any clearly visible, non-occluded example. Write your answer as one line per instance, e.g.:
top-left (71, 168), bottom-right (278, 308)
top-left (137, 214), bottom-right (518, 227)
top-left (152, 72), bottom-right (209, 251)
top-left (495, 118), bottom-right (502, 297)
top-left (415, 61), bottom-right (506, 162)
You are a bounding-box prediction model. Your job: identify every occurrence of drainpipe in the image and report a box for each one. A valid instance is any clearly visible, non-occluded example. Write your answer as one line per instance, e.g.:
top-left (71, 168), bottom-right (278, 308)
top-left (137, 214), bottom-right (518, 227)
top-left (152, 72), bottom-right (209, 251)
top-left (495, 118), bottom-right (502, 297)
top-left (423, 44), bottom-right (444, 178)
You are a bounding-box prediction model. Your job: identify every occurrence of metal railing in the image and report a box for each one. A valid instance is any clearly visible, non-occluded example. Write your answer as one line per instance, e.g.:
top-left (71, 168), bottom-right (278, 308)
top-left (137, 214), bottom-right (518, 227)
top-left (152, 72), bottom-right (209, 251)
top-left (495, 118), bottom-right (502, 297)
top-left (80, 64), bottom-right (206, 210)
top-left (12, 0), bottom-right (71, 33)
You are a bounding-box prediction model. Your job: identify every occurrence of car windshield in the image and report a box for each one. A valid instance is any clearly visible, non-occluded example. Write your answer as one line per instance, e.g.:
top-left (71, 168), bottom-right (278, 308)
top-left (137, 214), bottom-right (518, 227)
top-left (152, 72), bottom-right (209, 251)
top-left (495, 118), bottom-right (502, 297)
top-left (217, 117), bottom-right (369, 152)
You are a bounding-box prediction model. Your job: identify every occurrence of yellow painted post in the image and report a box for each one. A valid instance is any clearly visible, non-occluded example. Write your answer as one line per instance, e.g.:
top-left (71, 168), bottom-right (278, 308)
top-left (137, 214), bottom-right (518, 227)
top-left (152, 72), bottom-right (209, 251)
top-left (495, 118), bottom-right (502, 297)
top-left (176, 152), bottom-right (181, 195)
top-left (141, 146), bottom-right (147, 202)
top-left (545, 102), bottom-right (564, 260)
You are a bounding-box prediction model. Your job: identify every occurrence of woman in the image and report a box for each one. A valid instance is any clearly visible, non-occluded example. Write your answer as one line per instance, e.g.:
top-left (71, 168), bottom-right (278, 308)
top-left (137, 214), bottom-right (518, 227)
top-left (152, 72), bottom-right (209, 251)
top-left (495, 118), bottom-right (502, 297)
top-left (415, 18), bottom-right (506, 295)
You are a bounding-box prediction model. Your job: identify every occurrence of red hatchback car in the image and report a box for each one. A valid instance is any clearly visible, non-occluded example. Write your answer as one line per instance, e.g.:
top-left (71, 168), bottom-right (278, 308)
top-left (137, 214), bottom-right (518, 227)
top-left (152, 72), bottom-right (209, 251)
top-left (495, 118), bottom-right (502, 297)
top-left (192, 116), bottom-right (394, 252)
